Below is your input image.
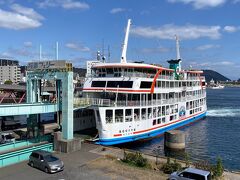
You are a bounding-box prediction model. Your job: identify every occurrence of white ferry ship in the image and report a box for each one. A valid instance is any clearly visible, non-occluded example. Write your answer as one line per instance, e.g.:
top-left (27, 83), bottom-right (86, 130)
top-left (80, 19), bottom-right (207, 145)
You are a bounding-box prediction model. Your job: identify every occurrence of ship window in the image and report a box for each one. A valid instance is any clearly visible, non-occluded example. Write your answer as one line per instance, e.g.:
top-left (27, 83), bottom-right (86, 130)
top-left (148, 108), bottom-right (152, 119)
top-left (107, 81), bottom-right (133, 88)
top-left (162, 117), bottom-right (166, 123)
top-left (106, 110), bottom-right (113, 123)
top-left (91, 81), bottom-right (106, 87)
top-left (166, 105), bottom-right (170, 115)
top-left (141, 108), bottom-right (146, 120)
top-left (162, 81), bottom-right (165, 88)
top-left (134, 109), bottom-right (140, 121)
top-left (125, 109), bottom-right (132, 122)
top-left (140, 81), bottom-right (152, 88)
top-left (153, 119), bottom-right (156, 126)
top-left (106, 68), bottom-right (114, 74)
top-left (153, 107), bottom-right (157, 118)
top-left (157, 106), bottom-right (161, 117)
top-left (166, 81), bottom-right (170, 88)
top-left (157, 118), bottom-right (161, 124)
top-left (162, 106), bottom-right (165, 116)
top-left (170, 115), bottom-right (174, 121)
top-left (115, 109), bottom-right (123, 123)
top-left (175, 81), bottom-right (178, 87)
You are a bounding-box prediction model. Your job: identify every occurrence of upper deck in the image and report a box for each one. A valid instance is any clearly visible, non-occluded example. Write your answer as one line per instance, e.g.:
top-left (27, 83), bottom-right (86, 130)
top-left (87, 62), bottom-right (204, 81)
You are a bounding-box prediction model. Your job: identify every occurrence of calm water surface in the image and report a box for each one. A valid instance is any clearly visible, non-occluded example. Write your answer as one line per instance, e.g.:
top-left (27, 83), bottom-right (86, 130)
top-left (123, 87), bottom-right (240, 171)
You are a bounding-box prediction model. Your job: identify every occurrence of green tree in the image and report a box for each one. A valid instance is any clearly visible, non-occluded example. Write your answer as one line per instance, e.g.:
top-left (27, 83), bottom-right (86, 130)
top-left (4, 80), bottom-right (13, 85)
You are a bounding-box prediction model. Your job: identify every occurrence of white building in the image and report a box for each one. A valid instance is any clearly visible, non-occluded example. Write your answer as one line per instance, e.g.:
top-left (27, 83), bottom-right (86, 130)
top-left (0, 59), bottom-right (21, 84)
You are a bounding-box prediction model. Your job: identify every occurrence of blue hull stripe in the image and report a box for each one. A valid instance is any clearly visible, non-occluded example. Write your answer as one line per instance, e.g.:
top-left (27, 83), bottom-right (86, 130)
top-left (97, 111), bottom-right (207, 145)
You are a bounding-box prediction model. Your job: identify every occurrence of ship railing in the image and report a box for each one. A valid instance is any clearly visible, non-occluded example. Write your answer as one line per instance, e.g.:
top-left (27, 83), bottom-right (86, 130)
top-left (73, 98), bottom-right (111, 107)
top-left (73, 94), bottom-right (206, 108)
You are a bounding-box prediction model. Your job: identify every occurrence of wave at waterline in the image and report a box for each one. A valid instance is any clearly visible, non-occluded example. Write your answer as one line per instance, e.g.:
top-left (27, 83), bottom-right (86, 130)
top-left (207, 108), bottom-right (240, 117)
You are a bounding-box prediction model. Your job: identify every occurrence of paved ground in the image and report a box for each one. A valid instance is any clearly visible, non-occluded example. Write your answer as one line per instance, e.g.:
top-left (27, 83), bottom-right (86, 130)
top-left (0, 143), bottom-right (103, 180)
top-left (0, 143), bottom-right (239, 180)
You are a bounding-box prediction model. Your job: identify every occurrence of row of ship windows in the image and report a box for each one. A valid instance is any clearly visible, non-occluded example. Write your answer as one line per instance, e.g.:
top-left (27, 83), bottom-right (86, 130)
top-left (190, 107), bottom-right (203, 115)
top-left (106, 104), bottom-right (179, 124)
top-left (105, 98), bottom-right (205, 124)
top-left (187, 98), bottom-right (206, 110)
top-left (91, 80), bottom-right (204, 89)
top-left (117, 107), bottom-right (203, 134)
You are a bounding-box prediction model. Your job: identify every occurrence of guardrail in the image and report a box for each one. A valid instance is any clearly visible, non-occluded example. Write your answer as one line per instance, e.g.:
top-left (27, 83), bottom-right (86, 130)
top-left (0, 143), bottom-right (53, 167)
top-left (0, 135), bottom-right (52, 153)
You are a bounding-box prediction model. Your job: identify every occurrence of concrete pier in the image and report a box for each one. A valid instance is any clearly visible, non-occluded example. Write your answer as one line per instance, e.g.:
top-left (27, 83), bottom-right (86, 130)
top-left (164, 130), bottom-right (185, 150)
top-left (54, 132), bottom-right (82, 153)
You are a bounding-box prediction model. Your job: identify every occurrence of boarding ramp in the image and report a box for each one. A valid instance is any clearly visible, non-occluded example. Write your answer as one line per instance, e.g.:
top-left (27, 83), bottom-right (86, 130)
top-left (0, 103), bottom-right (58, 116)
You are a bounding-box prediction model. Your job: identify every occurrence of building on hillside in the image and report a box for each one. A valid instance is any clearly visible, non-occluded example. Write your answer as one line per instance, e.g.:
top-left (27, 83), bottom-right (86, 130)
top-left (0, 59), bottom-right (21, 84)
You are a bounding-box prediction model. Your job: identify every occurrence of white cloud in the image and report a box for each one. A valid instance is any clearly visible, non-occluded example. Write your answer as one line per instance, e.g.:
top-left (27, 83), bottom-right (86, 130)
top-left (38, 0), bottom-right (90, 10)
top-left (140, 46), bottom-right (170, 54)
top-left (140, 10), bottom-right (150, 15)
top-left (62, 1), bottom-right (89, 9)
top-left (66, 43), bottom-right (90, 52)
top-left (110, 8), bottom-right (126, 14)
top-left (218, 61), bottom-right (234, 65)
top-left (167, 0), bottom-right (226, 9)
top-left (223, 26), bottom-right (239, 33)
top-left (11, 4), bottom-right (44, 20)
top-left (0, 4), bottom-right (44, 30)
top-left (131, 24), bottom-right (221, 40)
top-left (24, 41), bottom-right (33, 47)
top-left (196, 44), bottom-right (220, 51)
top-left (0, 51), bottom-right (13, 59)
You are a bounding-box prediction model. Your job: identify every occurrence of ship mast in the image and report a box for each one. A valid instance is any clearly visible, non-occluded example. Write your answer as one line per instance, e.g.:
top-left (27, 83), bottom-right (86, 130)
top-left (121, 19), bottom-right (131, 63)
top-left (175, 35), bottom-right (181, 71)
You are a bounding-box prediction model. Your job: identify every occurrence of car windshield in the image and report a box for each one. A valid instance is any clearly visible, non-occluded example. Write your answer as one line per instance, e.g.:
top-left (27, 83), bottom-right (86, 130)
top-left (44, 155), bottom-right (58, 162)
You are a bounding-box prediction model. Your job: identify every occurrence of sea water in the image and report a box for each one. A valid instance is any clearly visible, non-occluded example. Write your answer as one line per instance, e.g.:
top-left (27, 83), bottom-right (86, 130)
top-left (125, 87), bottom-right (240, 171)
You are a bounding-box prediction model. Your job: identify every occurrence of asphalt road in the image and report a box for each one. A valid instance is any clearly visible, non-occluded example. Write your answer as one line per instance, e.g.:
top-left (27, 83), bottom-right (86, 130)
top-left (0, 143), bottom-right (113, 180)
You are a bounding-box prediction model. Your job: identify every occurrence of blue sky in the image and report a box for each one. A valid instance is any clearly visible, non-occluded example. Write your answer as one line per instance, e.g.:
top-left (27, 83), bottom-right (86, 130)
top-left (0, 0), bottom-right (240, 79)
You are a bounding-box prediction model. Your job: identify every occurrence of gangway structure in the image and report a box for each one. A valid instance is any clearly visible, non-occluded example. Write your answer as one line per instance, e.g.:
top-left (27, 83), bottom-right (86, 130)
top-left (26, 60), bottom-right (74, 140)
top-left (0, 60), bottom-right (75, 140)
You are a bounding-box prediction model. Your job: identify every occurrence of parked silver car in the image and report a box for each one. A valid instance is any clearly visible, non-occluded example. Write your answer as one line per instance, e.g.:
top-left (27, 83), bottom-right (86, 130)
top-left (0, 132), bottom-right (15, 144)
top-left (169, 167), bottom-right (211, 180)
top-left (29, 150), bottom-right (64, 173)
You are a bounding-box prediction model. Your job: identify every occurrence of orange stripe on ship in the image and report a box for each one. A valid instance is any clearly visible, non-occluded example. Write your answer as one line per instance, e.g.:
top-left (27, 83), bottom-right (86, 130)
top-left (113, 134), bottom-right (122, 137)
top-left (150, 69), bottom-right (163, 94)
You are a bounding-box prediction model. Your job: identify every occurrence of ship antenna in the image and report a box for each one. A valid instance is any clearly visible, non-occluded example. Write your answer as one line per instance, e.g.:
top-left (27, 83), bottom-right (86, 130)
top-left (56, 41), bottom-right (59, 60)
top-left (175, 35), bottom-right (181, 71)
top-left (102, 39), bottom-right (106, 63)
top-left (121, 19), bottom-right (131, 63)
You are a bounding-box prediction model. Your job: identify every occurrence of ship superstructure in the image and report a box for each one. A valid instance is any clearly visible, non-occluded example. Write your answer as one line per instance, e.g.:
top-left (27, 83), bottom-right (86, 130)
top-left (79, 19), bottom-right (207, 145)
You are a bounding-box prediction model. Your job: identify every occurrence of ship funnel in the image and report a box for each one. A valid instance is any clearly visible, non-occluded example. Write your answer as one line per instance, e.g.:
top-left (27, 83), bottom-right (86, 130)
top-left (121, 19), bottom-right (131, 63)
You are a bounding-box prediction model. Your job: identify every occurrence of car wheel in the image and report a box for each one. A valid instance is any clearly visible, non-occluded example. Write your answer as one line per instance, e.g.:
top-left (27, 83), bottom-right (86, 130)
top-left (45, 167), bottom-right (49, 173)
top-left (29, 161), bottom-right (34, 167)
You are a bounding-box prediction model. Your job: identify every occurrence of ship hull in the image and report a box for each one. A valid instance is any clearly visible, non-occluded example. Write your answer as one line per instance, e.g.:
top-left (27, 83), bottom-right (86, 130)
top-left (97, 111), bottom-right (207, 145)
